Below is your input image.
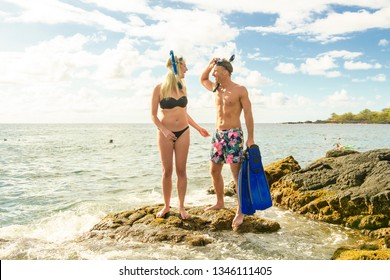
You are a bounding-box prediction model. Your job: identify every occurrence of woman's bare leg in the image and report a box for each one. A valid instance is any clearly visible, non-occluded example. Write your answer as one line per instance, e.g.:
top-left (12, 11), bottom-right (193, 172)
top-left (156, 131), bottom-right (174, 218)
top-left (173, 129), bottom-right (190, 219)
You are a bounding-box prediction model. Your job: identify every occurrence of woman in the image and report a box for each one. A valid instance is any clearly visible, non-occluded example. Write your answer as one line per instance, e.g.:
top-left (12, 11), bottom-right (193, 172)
top-left (151, 54), bottom-right (209, 219)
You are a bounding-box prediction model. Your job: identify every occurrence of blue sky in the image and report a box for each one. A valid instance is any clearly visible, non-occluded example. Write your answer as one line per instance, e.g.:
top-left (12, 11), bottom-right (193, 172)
top-left (0, 0), bottom-right (389, 123)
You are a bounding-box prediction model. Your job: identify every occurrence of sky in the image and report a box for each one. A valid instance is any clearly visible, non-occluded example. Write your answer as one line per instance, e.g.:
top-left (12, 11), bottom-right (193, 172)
top-left (0, 0), bottom-right (389, 123)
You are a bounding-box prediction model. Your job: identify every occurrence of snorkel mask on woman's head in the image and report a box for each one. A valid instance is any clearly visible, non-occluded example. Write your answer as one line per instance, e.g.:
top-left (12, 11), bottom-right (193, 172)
top-left (169, 50), bottom-right (183, 90)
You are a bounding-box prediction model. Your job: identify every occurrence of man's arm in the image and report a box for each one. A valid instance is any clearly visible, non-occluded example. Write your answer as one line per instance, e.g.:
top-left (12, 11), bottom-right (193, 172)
top-left (240, 87), bottom-right (255, 147)
top-left (200, 58), bottom-right (217, 92)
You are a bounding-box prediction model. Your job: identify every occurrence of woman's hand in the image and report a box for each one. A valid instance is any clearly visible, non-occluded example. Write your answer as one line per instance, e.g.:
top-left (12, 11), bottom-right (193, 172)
top-left (199, 127), bottom-right (210, 137)
top-left (162, 128), bottom-right (177, 141)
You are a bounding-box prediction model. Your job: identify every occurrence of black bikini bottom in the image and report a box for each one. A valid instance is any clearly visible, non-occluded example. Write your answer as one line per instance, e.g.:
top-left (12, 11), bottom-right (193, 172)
top-left (173, 126), bottom-right (189, 142)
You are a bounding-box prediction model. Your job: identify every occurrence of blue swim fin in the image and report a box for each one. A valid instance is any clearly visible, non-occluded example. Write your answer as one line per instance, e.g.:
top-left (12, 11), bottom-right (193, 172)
top-left (248, 144), bottom-right (273, 210)
top-left (238, 153), bottom-right (255, 215)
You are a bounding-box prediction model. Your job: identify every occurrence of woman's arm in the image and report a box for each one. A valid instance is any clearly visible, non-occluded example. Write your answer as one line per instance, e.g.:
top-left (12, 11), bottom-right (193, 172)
top-left (151, 84), bottom-right (174, 139)
top-left (187, 112), bottom-right (210, 137)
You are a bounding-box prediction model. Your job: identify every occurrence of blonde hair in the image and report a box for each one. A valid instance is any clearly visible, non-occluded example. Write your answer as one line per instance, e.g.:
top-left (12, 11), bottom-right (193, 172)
top-left (160, 56), bottom-right (187, 99)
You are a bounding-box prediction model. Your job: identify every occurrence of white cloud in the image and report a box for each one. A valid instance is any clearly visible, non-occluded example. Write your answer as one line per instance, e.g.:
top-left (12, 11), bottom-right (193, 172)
top-left (344, 61), bottom-right (382, 70)
top-left (93, 38), bottom-right (143, 80)
top-left (0, 34), bottom-right (97, 84)
top-left (4, 0), bottom-right (389, 46)
top-left (352, 73), bottom-right (387, 83)
top-left (80, 0), bottom-right (151, 14)
top-left (2, 0), bottom-right (130, 33)
top-left (281, 50), bottom-right (380, 77)
top-left (322, 89), bottom-right (358, 108)
top-left (378, 38), bottom-right (389, 46)
top-left (134, 9), bottom-right (239, 50)
top-left (237, 1), bottom-right (390, 43)
top-left (325, 50), bottom-right (362, 60)
top-left (370, 74), bottom-right (386, 82)
top-left (300, 54), bottom-right (338, 76)
top-left (0, 32), bottom-right (160, 123)
top-left (1, 0), bottom-right (389, 123)
top-left (247, 50), bottom-right (271, 61)
top-left (249, 88), bottom-right (313, 108)
top-left (275, 62), bottom-right (298, 74)
top-left (236, 71), bottom-right (273, 87)
top-left (128, 15), bottom-right (146, 27)
top-left (306, 7), bottom-right (390, 43)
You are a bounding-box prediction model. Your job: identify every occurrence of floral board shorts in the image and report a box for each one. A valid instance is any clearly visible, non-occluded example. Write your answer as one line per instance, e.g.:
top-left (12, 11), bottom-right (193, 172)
top-left (210, 128), bottom-right (244, 164)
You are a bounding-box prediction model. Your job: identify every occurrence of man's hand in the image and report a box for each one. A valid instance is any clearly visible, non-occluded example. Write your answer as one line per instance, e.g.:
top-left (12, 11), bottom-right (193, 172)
top-left (246, 138), bottom-right (255, 148)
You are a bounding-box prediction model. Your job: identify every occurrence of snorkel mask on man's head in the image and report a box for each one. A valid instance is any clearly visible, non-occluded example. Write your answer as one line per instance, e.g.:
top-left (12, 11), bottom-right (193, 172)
top-left (215, 54), bottom-right (235, 75)
top-left (213, 54), bottom-right (235, 92)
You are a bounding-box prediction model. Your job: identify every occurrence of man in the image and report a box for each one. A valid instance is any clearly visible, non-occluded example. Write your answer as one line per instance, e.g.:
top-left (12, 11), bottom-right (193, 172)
top-left (200, 57), bottom-right (255, 228)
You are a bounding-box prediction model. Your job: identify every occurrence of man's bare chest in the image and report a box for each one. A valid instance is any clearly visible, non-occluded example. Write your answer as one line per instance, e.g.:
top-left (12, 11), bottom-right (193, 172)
top-left (215, 91), bottom-right (239, 107)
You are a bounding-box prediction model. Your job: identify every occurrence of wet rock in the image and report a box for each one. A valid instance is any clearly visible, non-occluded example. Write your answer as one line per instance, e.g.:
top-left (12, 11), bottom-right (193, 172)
top-left (207, 180), bottom-right (236, 196)
top-left (331, 246), bottom-right (390, 260)
top-left (270, 149), bottom-right (390, 260)
top-left (264, 155), bottom-right (301, 184)
top-left (326, 149), bottom-right (359, 158)
top-left (81, 205), bottom-right (280, 246)
top-left (271, 149), bottom-right (390, 229)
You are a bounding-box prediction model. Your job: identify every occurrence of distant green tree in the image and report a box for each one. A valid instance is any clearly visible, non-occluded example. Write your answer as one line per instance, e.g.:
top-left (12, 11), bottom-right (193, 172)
top-left (327, 108), bottom-right (390, 124)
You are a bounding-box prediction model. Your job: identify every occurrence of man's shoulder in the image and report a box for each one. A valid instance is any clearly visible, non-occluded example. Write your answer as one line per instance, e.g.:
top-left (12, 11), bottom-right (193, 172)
top-left (232, 83), bottom-right (248, 94)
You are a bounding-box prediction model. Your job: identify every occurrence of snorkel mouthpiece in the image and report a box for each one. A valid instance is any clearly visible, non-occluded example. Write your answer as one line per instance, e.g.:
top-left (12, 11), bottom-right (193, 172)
top-left (169, 50), bottom-right (183, 90)
top-left (212, 83), bottom-right (220, 92)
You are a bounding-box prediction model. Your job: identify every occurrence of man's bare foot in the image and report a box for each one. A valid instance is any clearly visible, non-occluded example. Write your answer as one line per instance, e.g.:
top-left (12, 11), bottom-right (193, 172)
top-left (179, 208), bottom-right (190, 219)
top-left (232, 212), bottom-right (245, 228)
top-left (205, 203), bottom-right (224, 212)
top-left (156, 206), bottom-right (170, 218)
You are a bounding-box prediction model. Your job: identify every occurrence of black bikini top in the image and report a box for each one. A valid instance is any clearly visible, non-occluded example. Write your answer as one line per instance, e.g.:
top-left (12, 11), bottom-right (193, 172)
top-left (159, 96), bottom-right (188, 109)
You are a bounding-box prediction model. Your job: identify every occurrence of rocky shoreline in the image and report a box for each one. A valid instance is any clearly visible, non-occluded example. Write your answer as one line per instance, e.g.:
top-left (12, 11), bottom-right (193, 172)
top-left (80, 205), bottom-right (281, 247)
top-left (269, 148), bottom-right (390, 259)
top-left (83, 149), bottom-right (390, 260)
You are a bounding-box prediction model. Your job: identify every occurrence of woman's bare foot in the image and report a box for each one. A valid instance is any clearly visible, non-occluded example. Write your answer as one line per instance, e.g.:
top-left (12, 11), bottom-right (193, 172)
top-left (232, 212), bottom-right (245, 229)
top-left (179, 208), bottom-right (190, 219)
top-left (156, 206), bottom-right (170, 218)
top-left (205, 203), bottom-right (224, 212)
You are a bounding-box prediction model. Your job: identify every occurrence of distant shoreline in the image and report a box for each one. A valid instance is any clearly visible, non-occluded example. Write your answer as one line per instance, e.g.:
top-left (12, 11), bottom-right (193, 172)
top-left (294, 108), bottom-right (390, 124)
top-left (282, 120), bottom-right (390, 124)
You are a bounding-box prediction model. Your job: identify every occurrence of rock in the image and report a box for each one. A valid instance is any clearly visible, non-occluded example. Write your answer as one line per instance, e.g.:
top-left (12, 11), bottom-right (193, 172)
top-left (207, 180), bottom-right (236, 196)
top-left (331, 246), bottom-right (390, 260)
top-left (270, 149), bottom-right (390, 260)
top-left (264, 155), bottom-right (301, 184)
top-left (271, 149), bottom-right (390, 230)
top-left (326, 149), bottom-right (359, 158)
top-left (80, 205), bottom-right (280, 246)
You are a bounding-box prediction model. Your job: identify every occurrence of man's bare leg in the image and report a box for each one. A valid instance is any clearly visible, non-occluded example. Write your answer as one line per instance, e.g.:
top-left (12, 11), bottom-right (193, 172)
top-left (230, 163), bottom-right (245, 228)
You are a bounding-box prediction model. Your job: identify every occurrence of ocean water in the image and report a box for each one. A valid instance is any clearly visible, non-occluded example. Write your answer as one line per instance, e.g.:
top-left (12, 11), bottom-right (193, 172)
top-left (0, 123), bottom-right (389, 260)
